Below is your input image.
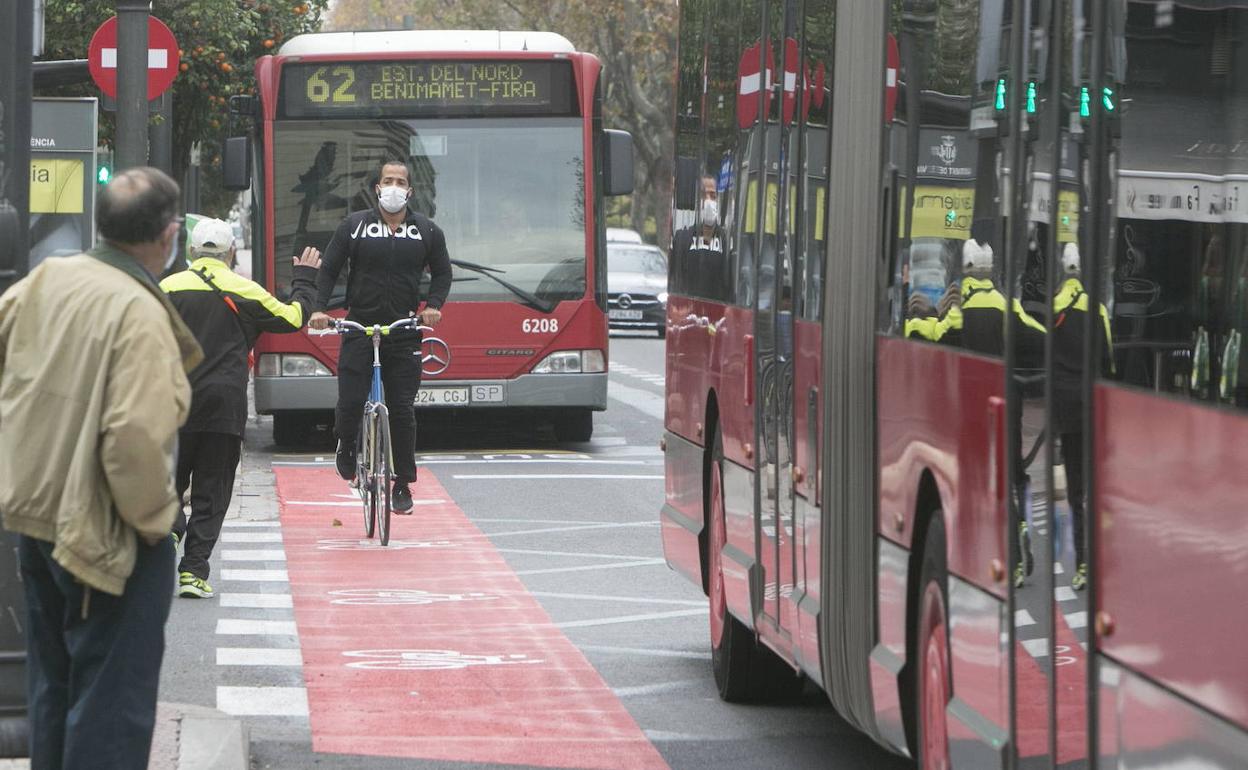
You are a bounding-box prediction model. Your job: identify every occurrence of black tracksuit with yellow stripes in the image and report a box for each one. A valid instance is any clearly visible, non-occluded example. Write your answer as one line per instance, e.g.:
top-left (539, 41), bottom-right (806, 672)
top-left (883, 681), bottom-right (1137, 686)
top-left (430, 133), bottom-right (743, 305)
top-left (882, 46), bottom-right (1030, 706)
top-left (160, 258), bottom-right (318, 580)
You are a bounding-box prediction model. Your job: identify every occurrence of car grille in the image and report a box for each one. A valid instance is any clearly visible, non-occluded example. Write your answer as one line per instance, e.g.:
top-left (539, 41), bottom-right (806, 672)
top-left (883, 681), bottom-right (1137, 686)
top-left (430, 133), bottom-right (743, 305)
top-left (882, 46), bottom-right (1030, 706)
top-left (607, 292), bottom-right (662, 309)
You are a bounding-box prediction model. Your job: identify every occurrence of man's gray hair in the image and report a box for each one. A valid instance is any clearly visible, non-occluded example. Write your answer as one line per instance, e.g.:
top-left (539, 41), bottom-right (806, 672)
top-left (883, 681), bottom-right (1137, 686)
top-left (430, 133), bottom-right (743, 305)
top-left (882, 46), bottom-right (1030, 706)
top-left (96, 167), bottom-right (180, 244)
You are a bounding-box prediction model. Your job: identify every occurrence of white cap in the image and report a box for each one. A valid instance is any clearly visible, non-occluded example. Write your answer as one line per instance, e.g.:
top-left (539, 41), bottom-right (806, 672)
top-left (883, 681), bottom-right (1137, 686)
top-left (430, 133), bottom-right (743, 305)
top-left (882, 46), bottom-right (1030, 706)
top-left (1062, 242), bottom-right (1082, 275)
top-left (962, 238), bottom-right (993, 273)
top-left (190, 217), bottom-right (234, 256)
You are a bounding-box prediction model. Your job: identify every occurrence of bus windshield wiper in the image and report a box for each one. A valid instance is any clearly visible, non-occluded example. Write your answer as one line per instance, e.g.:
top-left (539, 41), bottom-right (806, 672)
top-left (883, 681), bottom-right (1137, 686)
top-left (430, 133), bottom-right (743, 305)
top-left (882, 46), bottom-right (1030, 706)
top-left (451, 259), bottom-right (556, 314)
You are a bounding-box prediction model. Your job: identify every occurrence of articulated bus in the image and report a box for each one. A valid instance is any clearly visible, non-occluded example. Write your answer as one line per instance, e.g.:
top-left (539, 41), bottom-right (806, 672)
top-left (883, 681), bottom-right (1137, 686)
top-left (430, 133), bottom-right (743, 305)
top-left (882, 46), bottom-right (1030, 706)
top-left (662, 1), bottom-right (1248, 767)
top-left (223, 30), bottom-right (634, 445)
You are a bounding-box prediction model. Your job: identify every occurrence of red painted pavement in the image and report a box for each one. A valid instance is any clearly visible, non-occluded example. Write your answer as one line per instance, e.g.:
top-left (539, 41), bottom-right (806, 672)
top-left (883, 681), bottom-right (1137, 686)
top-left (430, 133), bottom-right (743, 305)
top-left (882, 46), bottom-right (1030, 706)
top-left (274, 467), bottom-right (671, 770)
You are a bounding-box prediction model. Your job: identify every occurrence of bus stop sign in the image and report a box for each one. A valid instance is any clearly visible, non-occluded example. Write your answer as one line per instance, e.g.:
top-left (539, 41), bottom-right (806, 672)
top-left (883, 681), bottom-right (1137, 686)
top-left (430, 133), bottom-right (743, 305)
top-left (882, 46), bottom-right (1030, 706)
top-left (88, 15), bottom-right (180, 101)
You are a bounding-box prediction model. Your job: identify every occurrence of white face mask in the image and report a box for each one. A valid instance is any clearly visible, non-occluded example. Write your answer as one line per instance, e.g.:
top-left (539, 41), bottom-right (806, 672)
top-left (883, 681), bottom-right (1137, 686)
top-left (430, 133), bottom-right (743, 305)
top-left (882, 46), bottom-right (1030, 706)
top-left (377, 185), bottom-right (409, 214)
top-left (164, 230), bottom-right (180, 271)
top-left (700, 198), bottom-right (719, 228)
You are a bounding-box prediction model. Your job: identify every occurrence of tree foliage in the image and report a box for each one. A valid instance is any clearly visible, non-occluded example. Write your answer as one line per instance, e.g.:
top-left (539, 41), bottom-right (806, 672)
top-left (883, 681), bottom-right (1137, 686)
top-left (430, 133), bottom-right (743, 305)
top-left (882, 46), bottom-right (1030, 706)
top-left (39, 0), bottom-right (329, 216)
top-left (326, 0), bottom-right (678, 244)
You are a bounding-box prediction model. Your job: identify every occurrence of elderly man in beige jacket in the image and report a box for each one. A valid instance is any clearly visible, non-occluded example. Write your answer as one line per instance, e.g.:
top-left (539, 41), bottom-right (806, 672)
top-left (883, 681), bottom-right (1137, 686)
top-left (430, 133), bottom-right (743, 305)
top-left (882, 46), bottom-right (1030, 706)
top-left (0, 167), bottom-right (202, 769)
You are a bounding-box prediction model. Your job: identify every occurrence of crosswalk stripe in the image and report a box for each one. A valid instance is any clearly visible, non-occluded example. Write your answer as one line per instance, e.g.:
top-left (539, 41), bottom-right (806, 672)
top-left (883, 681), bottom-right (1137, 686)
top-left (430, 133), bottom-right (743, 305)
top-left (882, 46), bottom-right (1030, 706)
top-left (216, 619), bottom-right (298, 636)
top-left (1015, 609), bottom-right (1036, 627)
top-left (219, 593), bottom-right (293, 609)
top-left (217, 647), bottom-right (303, 666)
top-left (221, 520), bottom-right (281, 528)
top-left (220, 549), bottom-right (287, 562)
top-left (220, 568), bottom-right (289, 582)
top-left (220, 532), bottom-right (283, 543)
top-left (1066, 611), bottom-right (1088, 629)
top-left (217, 686), bottom-right (309, 717)
top-left (1021, 638), bottom-right (1049, 658)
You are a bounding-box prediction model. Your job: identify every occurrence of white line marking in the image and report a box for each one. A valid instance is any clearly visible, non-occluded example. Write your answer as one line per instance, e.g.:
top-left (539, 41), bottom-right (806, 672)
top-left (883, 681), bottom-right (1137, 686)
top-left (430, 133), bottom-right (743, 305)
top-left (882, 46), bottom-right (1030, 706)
top-left (217, 648), bottom-right (303, 666)
top-left (613, 679), bottom-right (702, 698)
top-left (1015, 609), bottom-right (1036, 627)
top-left (1021, 638), bottom-right (1049, 658)
top-left (529, 591), bottom-right (706, 607)
top-left (1065, 611), bottom-right (1088, 629)
top-left (219, 593), bottom-right (293, 609)
top-left (498, 547), bottom-right (665, 561)
top-left (217, 686), bottom-right (308, 717)
top-left (473, 517), bottom-right (606, 524)
top-left (515, 560), bottom-right (667, 576)
top-left (555, 608), bottom-right (706, 629)
top-left (219, 569), bottom-right (289, 582)
top-left (220, 532), bottom-right (283, 543)
top-left (1054, 562), bottom-right (1065, 574)
top-left (221, 520), bottom-right (281, 528)
top-left (608, 379), bottom-right (666, 420)
top-left (579, 644), bottom-right (711, 660)
top-left (220, 550), bottom-right (287, 562)
top-left (1056, 586), bottom-right (1078, 602)
top-left (454, 474), bottom-right (664, 480)
top-left (484, 521), bottom-right (660, 539)
top-left (216, 619), bottom-right (298, 636)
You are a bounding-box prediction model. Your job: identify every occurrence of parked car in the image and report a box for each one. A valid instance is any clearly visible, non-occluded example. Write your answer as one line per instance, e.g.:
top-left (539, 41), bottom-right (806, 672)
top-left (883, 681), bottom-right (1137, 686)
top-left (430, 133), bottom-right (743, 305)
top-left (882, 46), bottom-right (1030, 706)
top-left (606, 242), bottom-right (668, 337)
top-left (606, 227), bottom-right (644, 244)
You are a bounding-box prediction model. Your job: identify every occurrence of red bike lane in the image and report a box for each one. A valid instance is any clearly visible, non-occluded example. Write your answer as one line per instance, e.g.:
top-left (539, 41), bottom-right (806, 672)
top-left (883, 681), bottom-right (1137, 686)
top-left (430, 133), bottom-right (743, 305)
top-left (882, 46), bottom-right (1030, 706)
top-left (274, 466), bottom-right (670, 770)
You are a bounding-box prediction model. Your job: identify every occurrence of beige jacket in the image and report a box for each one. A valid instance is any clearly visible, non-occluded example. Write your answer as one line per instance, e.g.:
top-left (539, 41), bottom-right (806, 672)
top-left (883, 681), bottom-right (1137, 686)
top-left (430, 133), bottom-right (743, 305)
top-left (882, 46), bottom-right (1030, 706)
top-left (0, 245), bottom-right (203, 596)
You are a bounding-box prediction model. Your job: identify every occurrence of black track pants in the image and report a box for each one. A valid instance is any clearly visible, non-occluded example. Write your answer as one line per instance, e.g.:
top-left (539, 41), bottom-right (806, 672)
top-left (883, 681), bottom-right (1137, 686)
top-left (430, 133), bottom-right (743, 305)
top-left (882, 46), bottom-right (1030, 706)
top-left (334, 331), bottom-right (422, 483)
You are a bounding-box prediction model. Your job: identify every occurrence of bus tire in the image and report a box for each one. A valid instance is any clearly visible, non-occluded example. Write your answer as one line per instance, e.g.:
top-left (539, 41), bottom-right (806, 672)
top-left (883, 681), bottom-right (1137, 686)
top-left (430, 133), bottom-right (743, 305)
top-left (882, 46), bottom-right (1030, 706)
top-left (915, 513), bottom-right (951, 770)
top-left (707, 424), bottom-right (753, 700)
top-left (554, 409), bottom-right (593, 443)
top-left (657, 324), bottom-right (667, 339)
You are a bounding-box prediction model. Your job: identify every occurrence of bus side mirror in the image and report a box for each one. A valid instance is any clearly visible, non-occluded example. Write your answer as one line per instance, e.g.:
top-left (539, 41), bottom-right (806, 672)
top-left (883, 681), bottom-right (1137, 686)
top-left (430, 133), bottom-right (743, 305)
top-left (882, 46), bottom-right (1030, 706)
top-left (603, 129), bottom-right (634, 196)
top-left (674, 157), bottom-right (700, 210)
top-left (223, 136), bottom-right (252, 192)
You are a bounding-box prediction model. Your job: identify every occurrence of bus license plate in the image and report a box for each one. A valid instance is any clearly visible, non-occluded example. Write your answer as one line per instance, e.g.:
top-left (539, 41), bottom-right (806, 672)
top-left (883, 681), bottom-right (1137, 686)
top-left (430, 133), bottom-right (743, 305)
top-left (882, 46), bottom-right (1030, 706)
top-left (413, 386), bottom-right (470, 406)
top-left (609, 309), bottom-right (643, 320)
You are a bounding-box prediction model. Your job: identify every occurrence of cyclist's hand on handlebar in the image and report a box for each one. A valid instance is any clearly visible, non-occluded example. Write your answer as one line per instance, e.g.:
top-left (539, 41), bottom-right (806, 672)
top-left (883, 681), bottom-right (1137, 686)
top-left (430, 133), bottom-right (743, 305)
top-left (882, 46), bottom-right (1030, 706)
top-left (293, 246), bottom-right (322, 270)
top-left (308, 311), bottom-right (333, 330)
top-left (417, 307), bottom-right (442, 328)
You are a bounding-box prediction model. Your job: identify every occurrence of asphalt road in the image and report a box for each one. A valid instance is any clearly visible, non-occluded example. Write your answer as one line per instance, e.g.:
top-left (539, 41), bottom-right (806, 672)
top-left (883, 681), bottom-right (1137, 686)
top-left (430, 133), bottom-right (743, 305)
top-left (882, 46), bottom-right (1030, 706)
top-left (159, 331), bottom-right (913, 770)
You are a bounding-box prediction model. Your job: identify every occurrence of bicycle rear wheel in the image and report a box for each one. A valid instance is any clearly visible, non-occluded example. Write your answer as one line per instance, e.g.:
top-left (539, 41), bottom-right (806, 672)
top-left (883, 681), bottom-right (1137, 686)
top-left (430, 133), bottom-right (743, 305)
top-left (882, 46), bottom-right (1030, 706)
top-left (359, 412), bottom-right (376, 539)
top-left (375, 406), bottom-right (393, 546)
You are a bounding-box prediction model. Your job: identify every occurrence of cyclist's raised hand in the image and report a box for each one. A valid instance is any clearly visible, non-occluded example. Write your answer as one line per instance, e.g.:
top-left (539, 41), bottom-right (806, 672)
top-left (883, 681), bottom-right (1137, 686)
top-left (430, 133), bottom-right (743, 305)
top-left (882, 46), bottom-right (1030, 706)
top-left (293, 246), bottom-right (322, 270)
top-left (308, 311), bottom-right (333, 330)
top-left (417, 307), bottom-right (442, 328)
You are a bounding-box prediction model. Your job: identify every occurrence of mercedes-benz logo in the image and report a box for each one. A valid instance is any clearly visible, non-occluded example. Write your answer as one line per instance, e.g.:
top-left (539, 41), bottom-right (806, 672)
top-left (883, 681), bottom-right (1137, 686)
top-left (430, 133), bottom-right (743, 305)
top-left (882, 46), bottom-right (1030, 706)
top-left (421, 336), bottom-right (450, 376)
top-left (618, 293), bottom-right (633, 309)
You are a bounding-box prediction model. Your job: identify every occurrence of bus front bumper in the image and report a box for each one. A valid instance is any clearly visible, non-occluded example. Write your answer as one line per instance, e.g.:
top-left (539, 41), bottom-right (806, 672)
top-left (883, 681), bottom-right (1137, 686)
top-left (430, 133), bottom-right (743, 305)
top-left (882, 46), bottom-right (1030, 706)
top-left (255, 372), bottom-right (608, 414)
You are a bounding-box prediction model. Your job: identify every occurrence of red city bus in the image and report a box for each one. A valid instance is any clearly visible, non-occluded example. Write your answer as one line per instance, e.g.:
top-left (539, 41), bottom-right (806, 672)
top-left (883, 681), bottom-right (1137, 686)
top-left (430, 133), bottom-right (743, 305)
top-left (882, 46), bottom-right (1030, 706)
top-left (662, 2), bottom-right (1248, 767)
top-left (223, 30), bottom-right (633, 445)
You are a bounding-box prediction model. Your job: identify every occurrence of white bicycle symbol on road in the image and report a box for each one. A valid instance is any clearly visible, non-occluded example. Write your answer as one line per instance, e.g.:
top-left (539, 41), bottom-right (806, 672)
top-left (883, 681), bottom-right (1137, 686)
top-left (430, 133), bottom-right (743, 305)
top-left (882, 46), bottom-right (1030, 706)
top-left (328, 589), bottom-right (498, 606)
top-left (342, 649), bottom-right (544, 670)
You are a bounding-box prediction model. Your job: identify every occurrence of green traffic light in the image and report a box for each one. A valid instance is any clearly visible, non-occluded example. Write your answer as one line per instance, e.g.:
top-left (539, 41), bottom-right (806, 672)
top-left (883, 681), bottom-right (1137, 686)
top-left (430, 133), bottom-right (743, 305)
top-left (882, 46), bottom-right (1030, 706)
top-left (1102, 87), bottom-right (1116, 112)
top-left (1079, 86), bottom-right (1091, 118)
top-left (995, 78), bottom-right (1007, 111)
top-left (945, 210), bottom-right (957, 226)
top-left (97, 165), bottom-right (111, 184)
top-left (1026, 81), bottom-right (1037, 114)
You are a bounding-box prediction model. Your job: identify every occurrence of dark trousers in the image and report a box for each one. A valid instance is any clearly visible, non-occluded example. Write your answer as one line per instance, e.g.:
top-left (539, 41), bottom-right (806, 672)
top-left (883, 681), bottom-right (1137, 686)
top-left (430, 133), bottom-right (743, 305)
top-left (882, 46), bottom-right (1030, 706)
top-left (335, 332), bottom-right (421, 483)
top-left (19, 534), bottom-right (173, 770)
top-left (173, 431), bottom-right (242, 580)
top-left (1061, 432), bottom-right (1087, 566)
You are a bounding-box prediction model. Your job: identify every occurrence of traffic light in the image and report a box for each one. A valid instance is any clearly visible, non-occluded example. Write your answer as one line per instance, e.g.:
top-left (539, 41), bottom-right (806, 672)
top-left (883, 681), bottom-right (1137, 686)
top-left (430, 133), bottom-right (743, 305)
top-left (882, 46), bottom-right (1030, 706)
top-left (995, 78), bottom-right (1007, 111)
top-left (1025, 81), bottom-right (1038, 114)
top-left (96, 147), bottom-right (113, 185)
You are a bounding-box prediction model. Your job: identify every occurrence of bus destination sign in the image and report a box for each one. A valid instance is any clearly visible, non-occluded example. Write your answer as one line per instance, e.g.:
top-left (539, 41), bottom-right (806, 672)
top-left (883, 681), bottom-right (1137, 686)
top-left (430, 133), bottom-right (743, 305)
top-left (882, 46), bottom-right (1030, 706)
top-left (280, 60), bottom-right (576, 118)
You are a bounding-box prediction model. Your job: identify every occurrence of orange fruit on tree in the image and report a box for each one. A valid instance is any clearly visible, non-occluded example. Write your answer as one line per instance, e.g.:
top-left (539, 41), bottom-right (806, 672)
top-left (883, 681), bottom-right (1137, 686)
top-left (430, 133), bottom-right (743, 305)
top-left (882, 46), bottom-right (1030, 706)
top-left (263, 39), bottom-right (275, 48)
top-left (179, 62), bottom-right (189, 72)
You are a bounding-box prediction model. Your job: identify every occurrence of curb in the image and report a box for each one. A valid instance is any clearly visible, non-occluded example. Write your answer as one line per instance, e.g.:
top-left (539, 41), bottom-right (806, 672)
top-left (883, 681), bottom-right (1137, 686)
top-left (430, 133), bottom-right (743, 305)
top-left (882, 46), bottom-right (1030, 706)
top-left (153, 701), bottom-right (249, 770)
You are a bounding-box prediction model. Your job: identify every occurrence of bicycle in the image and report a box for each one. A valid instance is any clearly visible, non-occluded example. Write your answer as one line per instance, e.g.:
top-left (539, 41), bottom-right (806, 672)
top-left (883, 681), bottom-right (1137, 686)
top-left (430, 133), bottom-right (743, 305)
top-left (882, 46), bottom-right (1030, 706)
top-left (317, 317), bottom-right (433, 546)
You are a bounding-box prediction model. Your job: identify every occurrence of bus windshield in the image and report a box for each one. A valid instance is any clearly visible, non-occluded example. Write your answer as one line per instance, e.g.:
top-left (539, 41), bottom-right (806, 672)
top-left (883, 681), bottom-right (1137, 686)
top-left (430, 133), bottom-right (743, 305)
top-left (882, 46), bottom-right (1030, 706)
top-left (272, 117), bottom-right (586, 306)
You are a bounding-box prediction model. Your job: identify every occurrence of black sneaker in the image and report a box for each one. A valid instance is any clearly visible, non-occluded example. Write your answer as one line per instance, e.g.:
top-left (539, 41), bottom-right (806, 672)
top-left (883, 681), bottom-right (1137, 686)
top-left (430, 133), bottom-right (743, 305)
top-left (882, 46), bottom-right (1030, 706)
top-left (392, 482), bottom-right (413, 514)
top-left (335, 441), bottom-right (356, 481)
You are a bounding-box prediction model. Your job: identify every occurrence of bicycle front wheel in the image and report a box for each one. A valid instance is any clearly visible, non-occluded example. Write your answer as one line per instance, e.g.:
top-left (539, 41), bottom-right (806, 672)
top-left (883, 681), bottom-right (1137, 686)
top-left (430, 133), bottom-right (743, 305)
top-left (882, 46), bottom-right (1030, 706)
top-left (360, 412), bottom-right (376, 539)
top-left (375, 406), bottom-right (393, 546)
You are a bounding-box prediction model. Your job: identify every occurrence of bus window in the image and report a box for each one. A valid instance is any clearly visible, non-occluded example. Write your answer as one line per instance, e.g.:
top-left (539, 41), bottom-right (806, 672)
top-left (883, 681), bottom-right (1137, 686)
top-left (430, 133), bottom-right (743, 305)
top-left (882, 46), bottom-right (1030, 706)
top-left (796, 0), bottom-right (833, 323)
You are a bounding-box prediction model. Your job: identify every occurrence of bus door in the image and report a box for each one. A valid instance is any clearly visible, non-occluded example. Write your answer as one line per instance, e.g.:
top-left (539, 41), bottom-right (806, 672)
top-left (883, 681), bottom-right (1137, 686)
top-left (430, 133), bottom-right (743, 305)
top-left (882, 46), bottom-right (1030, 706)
top-left (753, 0), bottom-right (802, 639)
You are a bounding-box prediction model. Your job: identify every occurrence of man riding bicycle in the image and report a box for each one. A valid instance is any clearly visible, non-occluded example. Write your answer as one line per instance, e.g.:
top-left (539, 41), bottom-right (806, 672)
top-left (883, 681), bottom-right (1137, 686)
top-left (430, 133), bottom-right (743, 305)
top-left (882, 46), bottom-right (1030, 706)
top-left (308, 158), bottom-right (453, 512)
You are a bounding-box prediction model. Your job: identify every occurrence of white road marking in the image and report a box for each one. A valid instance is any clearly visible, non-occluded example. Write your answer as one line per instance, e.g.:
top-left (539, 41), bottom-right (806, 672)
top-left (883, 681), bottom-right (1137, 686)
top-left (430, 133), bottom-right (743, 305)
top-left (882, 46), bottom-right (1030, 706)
top-left (1066, 611), bottom-right (1088, 629)
top-left (481, 521), bottom-right (660, 539)
top-left (498, 547), bottom-right (666, 561)
top-left (216, 619), bottom-right (298, 636)
top-left (1015, 609), bottom-right (1036, 627)
top-left (1021, 638), bottom-right (1049, 658)
top-left (220, 532), bottom-right (283, 543)
top-left (1055, 586), bottom-right (1078, 602)
top-left (217, 686), bottom-right (309, 717)
top-left (514, 560), bottom-right (667, 577)
top-left (219, 593), bottom-right (293, 609)
top-left (217, 648), bottom-right (303, 667)
top-left (221, 520), bottom-right (281, 528)
top-left (555, 608), bottom-right (707, 629)
top-left (1054, 561), bottom-right (1065, 574)
top-left (220, 550), bottom-right (287, 562)
top-left (608, 379), bottom-right (666, 420)
top-left (219, 569), bottom-right (289, 582)
top-left (454, 474), bottom-right (664, 480)
top-left (529, 591), bottom-right (706, 607)
top-left (613, 679), bottom-right (702, 698)
top-left (579, 644), bottom-right (711, 661)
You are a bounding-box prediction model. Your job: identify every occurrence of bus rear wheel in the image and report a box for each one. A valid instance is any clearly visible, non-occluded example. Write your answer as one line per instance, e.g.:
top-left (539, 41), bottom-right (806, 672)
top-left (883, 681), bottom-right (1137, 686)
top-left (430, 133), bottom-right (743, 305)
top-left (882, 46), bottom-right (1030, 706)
top-left (916, 514), bottom-right (952, 770)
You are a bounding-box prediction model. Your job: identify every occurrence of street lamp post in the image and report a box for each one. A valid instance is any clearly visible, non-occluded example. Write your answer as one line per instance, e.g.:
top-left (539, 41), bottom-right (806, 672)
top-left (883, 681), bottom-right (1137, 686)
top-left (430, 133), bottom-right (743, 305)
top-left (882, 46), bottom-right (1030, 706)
top-left (115, 0), bottom-right (150, 171)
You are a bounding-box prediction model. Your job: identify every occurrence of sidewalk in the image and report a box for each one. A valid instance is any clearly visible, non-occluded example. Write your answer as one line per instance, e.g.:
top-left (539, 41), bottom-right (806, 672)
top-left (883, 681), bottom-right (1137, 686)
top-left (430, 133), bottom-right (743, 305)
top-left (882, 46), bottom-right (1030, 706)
top-left (0, 701), bottom-right (247, 770)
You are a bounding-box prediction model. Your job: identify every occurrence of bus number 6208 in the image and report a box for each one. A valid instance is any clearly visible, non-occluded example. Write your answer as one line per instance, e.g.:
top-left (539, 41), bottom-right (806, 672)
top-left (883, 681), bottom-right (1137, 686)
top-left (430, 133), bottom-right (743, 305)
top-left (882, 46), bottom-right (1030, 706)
top-left (521, 318), bottom-right (559, 333)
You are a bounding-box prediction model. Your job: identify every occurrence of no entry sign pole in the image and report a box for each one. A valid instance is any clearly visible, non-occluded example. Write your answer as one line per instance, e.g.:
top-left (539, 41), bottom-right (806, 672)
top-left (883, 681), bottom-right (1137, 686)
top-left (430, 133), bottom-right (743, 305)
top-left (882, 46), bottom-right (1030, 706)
top-left (115, 0), bottom-right (150, 171)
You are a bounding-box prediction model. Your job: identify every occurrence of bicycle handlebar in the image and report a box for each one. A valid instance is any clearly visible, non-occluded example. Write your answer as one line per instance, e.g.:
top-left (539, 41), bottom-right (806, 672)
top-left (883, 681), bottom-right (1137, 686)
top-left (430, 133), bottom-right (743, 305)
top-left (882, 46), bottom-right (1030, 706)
top-left (311, 318), bottom-right (431, 336)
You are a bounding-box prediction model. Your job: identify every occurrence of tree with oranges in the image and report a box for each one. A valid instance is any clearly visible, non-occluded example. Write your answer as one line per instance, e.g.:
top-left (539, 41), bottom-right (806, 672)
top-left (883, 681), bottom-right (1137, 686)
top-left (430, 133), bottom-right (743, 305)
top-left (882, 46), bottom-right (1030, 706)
top-left (39, 0), bottom-right (328, 215)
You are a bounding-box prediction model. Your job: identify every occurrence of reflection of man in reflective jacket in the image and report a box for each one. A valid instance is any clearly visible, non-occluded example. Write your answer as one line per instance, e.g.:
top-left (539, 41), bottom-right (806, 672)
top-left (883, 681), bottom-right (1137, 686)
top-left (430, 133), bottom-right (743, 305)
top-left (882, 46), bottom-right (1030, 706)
top-left (1052, 243), bottom-right (1113, 591)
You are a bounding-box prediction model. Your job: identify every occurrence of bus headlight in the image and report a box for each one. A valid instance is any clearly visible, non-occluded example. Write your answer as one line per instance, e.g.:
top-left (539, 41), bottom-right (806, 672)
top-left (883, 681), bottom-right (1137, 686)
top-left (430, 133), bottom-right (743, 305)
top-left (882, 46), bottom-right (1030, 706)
top-left (258, 353), bottom-right (332, 377)
top-left (657, 292), bottom-right (669, 305)
top-left (532, 349), bottom-right (605, 374)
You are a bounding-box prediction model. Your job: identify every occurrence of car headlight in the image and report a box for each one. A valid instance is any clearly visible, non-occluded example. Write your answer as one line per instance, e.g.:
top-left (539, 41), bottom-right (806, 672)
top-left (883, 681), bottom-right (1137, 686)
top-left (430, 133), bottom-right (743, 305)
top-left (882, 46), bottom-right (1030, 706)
top-left (532, 349), bottom-right (605, 374)
top-left (657, 292), bottom-right (668, 304)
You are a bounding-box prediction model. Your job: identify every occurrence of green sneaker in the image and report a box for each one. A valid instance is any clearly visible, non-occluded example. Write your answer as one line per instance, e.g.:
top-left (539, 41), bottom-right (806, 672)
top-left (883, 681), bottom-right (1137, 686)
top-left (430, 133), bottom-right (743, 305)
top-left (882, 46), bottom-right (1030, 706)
top-left (1014, 563), bottom-right (1026, 589)
top-left (178, 571), bottom-right (214, 599)
top-left (1071, 563), bottom-right (1088, 592)
top-left (171, 531), bottom-right (180, 548)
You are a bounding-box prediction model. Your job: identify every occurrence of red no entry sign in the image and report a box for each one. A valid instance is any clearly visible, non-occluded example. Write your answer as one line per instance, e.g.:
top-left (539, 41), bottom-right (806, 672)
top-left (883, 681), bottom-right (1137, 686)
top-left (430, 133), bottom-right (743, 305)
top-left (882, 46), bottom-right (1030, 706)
top-left (88, 15), bottom-right (181, 101)
top-left (737, 42), bottom-right (774, 130)
top-left (885, 33), bottom-right (900, 123)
